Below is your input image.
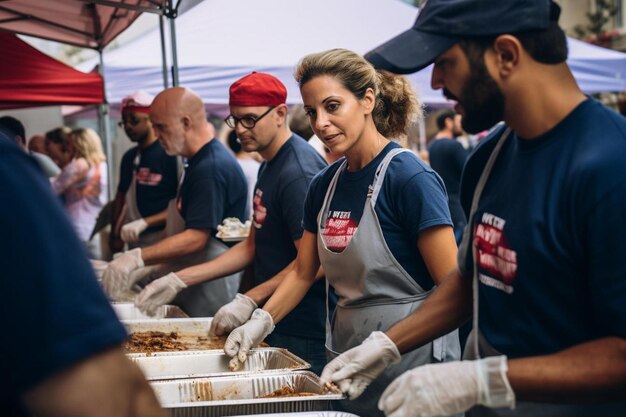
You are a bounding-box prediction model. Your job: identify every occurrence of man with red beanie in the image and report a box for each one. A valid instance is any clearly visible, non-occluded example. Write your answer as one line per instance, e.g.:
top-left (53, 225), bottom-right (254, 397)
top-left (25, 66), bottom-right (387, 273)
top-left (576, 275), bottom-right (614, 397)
top-left (135, 73), bottom-right (330, 374)
top-left (109, 91), bottom-right (178, 253)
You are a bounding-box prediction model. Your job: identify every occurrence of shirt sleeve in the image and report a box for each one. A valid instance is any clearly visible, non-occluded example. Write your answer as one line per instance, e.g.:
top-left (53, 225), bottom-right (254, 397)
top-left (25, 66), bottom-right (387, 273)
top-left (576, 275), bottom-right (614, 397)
top-left (396, 170), bottom-right (453, 246)
top-left (183, 176), bottom-right (226, 231)
top-left (50, 159), bottom-right (87, 195)
top-left (586, 180), bottom-right (626, 338)
top-left (278, 177), bottom-right (309, 241)
top-left (0, 148), bottom-right (126, 396)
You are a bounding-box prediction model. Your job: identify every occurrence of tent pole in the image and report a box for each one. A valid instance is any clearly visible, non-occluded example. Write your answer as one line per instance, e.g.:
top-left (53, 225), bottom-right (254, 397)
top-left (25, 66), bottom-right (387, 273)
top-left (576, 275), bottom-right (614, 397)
top-left (159, 14), bottom-right (169, 89)
top-left (168, 1), bottom-right (180, 87)
top-left (98, 50), bottom-right (114, 200)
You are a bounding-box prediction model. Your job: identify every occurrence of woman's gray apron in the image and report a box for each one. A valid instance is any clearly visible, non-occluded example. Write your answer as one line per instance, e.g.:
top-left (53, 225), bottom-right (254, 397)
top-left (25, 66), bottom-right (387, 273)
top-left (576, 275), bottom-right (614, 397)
top-left (318, 149), bottom-right (460, 417)
top-left (460, 128), bottom-right (626, 417)
top-left (124, 152), bottom-right (165, 248)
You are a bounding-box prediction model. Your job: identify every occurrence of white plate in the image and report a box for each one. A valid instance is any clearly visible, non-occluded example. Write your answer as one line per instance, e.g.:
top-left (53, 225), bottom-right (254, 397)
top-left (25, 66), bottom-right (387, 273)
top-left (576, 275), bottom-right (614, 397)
top-left (216, 233), bottom-right (248, 242)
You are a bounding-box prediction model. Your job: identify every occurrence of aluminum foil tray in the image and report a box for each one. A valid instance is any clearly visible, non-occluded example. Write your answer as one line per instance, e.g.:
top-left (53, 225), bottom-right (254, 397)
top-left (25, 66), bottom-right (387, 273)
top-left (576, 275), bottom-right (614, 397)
top-left (129, 348), bottom-right (310, 380)
top-left (151, 371), bottom-right (344, 417)
top-left (113, 303), bottom-right (188, 320)
top-left (230, 412), bottom-right (359, 417)
top-left (123, 317), bottom-right (213, 335)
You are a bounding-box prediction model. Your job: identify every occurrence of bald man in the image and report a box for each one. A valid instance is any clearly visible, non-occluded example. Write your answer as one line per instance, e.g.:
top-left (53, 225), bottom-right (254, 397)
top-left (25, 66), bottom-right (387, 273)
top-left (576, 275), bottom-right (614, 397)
top-left (102, 87), bottom-right (249, 317)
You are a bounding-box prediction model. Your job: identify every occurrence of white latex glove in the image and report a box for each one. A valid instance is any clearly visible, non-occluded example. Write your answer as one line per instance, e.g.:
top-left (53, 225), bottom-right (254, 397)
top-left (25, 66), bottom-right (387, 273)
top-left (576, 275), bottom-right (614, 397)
top-left (101, 248), bottom-right (144, 300)
top-left (135, 272), bottom-right (187, 316)
top-left (121, 218), bottom-right (149, 243)
top-left (209, 293), bottom-right (258, 336)
top-left (320, 331), bottom-right (400, 400)
top-left (224, 308), bottom-right (274, 363)
top-left (378, 356), bottom-right (515, 417)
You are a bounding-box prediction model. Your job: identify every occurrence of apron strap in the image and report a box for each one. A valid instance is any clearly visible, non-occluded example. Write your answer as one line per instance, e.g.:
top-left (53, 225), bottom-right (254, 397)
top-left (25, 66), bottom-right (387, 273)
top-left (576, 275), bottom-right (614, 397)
top-left (369, 148), bottom-right (411, 206)
top-left (318, 159), bottom-right (348, 228)
top-left (457, 126), bottom-right (511, 357)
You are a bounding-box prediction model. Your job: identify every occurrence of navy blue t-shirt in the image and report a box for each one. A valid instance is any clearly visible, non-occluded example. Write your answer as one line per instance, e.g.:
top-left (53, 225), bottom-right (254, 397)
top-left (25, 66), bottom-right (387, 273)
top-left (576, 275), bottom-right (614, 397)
top-left (428, 138), bottom-right (468, 237)
top-left (253, 135), bottom-right (328, 338)
top-left (459, 99), bottom-right (626, 358)
top-left (303, 142), bottom-right (452, 291)
top-left (179, 139), bottom-right (248, 233)
top-left (0, 135), bottom-right (127, 416)
top-left (117, 140), bottom-right (178, 224)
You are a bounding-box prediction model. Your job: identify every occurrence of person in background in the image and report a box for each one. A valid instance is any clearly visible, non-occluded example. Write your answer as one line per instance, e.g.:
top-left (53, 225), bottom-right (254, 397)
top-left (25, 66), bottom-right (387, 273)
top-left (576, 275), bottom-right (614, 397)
top-left (0, 117), bottom-right (60, 177)
top-left (135, 73), bottom-right (329, 374)
top-left (48, 127), bottom-right (108, 259)
top-left (109, 91), bottom-right (178, 253)
top-left (224, 50), bottom-right (460, 416)
top-left (0, 129), bottom-right (165, 417)
top-left (28, 134), bottom-right (48, 154)
top-left (102, 87), bottom-right (248, 317)
top-left (323, 0), bottom-right (626, 416)
top-left (227, 128), bottom-right (261, 216)
top-left (428, 109), bottom-right (468, 244)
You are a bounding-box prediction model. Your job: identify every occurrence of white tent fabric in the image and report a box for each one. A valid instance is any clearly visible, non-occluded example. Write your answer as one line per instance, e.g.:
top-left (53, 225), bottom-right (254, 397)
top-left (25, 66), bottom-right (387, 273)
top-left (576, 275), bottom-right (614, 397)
top-left (82, 0), bottom-right (626, 115)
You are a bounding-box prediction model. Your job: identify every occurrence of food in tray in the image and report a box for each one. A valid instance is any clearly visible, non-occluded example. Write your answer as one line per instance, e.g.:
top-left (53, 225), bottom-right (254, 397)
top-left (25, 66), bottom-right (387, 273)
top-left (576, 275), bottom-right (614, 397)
top-left (216, 217), bottom-right (251, 238)
top-left (123, 330), bottom-right (269, 354)
top-left (321, 381), bottom-right (342, 394)
top-left (257, 386), bottom-right (318, 398)
top-left (123, 331), bottom-right (227, 353)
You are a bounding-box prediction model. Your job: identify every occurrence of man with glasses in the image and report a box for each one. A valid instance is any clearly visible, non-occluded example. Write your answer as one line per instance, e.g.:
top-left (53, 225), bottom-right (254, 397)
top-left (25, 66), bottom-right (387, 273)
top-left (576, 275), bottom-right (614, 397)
top-left (109, 91), bottom-right (178, 254)
top-left (102, 86), bottom-right (248, 317)
top-left (134, 73), bottom-right (329, 374)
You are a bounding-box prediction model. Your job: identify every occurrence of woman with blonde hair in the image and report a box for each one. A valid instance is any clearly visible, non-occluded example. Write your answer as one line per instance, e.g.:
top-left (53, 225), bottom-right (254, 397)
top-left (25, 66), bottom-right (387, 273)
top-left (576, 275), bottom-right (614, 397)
top-left (49, 127), bottom-right (108, 258)
top-left (220, 49), bottom-right (460, 416)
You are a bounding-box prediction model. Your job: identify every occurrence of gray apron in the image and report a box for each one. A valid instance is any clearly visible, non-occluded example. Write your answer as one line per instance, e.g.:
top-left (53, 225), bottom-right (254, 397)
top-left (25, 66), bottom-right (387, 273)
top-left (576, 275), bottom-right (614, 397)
top-left (318, 149), bottom-right (460, 417)
top-left (153, 160), bottom-right (240, 317)
top-left (460, 128), bottom-right (626, 417)
top-left (124, 152), bottom-right (165, 248)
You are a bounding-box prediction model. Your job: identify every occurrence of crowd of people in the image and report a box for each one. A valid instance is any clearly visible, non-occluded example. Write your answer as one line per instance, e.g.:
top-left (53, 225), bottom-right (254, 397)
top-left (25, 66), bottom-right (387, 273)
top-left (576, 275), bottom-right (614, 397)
top-left (3, 0), bottom-right (625, 416)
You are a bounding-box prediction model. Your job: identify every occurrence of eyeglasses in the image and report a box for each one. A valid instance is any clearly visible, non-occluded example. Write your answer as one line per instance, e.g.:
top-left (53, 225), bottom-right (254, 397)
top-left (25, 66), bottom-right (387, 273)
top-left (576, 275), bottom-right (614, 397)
top-left (118, 116), bottom-right (149, 128)
top-left (224, 106), bottom-right (275, 129)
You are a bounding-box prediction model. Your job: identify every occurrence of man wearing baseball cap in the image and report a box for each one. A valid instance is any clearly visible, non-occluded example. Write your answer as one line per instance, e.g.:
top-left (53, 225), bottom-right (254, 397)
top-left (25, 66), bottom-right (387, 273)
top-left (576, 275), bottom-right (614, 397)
top-left (319, 1), bottom-right (626, 416)
top-left (102, 87), bottom-right (248, 317)
top-left (109, 91), bottom-right (178, 253)
top-left (134, 73), bottom-right (330, 374)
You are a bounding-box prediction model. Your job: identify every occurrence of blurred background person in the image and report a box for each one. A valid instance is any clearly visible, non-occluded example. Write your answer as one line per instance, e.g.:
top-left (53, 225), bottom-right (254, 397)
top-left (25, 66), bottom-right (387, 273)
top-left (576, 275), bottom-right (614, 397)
top-left (428, 109), bottom-right (468, 245)
top-left (109, 91), bottom-right (178, 254)
top-left (48, 127), bottom-right (108, 258)
top-left (0, 116), bottom-right (60, 177)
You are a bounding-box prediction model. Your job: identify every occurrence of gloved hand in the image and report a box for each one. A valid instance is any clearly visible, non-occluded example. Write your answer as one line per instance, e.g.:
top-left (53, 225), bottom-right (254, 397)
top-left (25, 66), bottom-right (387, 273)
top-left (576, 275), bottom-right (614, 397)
top-left (135, 272), bottom-right (187, 316)
top-left (209, 293), bottom-right (258, 336)
top-left (224, 308), bottom-right (274, 363)
top-left (121, 218), bottom-right (149, 243)
top-left (320, 331), bottom-right (400, 400)
top-left (378, 356), bottom-right (515, 417)
top-left (101, 248), bottom-right (144, 300)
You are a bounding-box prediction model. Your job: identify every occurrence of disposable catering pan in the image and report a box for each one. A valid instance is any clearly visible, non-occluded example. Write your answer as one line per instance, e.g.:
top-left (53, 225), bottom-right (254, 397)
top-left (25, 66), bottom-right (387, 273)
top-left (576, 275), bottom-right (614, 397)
top-left (129, 348), bottom-right (310, 380)
top-left (230, 412), bottom-right (359, 417)
top-left (151, 371), bottom-right (344, 417)
top-left (123, 317), bottom-right (213, 335)
top-left (113, 303), bottom-right (188, 320)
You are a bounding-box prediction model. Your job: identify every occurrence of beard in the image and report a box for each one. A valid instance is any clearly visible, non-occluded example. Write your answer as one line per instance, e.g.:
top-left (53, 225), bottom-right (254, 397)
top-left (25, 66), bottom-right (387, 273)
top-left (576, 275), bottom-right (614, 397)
top-left (453, 59), bottom-right (506, 134)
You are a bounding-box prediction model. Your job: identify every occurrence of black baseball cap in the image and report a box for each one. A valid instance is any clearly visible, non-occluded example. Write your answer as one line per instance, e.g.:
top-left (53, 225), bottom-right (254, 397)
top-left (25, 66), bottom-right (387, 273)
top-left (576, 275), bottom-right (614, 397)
top-left (365, 0), bottom-right (560, 74)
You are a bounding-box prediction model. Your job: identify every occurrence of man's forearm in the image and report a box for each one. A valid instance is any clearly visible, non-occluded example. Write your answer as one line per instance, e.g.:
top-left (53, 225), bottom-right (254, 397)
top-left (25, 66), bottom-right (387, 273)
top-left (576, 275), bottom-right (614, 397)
top-left (109, 192), bottom-right (125, 238)
top-left (509, 336), bottom-right (626, 403)
top-left (141, 228), bottom-right (209, 265)
top-left (22, 347), bottom-right (166, 417)
top-left (177, 237), bottom-right (255, 286)
top-left (386, 268), bottom-right (472, 353)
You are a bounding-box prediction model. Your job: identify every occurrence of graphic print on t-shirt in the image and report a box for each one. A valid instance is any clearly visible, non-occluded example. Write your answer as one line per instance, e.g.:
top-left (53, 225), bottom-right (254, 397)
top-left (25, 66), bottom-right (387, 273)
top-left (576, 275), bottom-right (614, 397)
top-left (136, 167), bottom-right (163, 186)
top-left (322, 210), bottom-right (358, 252)
top-left (253, 188), bottom-right (267, 229)
top-left (474, 212), bottom-right (517, 294)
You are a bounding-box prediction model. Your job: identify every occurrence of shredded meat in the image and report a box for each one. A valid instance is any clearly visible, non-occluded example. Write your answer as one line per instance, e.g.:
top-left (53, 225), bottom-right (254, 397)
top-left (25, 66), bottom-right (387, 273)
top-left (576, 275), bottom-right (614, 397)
top-left (257, 386), bottom-right (318, 398)
top-left (123, 331), bottom-right (270, 355)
